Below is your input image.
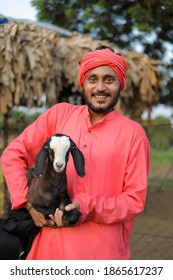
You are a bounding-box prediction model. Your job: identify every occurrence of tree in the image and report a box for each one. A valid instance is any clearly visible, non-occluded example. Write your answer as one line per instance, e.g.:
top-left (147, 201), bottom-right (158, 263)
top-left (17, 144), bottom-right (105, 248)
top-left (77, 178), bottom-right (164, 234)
top-left (31, 0), bottom-right (173, 106)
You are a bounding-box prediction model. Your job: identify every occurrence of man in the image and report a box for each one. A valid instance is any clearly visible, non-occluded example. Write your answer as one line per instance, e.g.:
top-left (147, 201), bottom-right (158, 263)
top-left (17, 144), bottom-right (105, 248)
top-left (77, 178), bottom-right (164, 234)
top-left (0, 46), bottom-right (150, 259)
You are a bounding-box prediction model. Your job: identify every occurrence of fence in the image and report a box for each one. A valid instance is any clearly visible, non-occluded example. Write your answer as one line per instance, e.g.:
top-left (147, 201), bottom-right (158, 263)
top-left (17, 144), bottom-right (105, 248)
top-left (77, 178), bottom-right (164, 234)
top-left (131, 186), bottom-right (173, 259)
top-left (131, 122), bottom-right (173, 259)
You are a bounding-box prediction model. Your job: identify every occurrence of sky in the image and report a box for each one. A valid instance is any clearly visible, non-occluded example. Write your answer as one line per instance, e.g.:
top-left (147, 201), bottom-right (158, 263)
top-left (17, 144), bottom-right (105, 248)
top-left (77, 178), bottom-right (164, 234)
top-left (0, 0), bottom-right (37, 21)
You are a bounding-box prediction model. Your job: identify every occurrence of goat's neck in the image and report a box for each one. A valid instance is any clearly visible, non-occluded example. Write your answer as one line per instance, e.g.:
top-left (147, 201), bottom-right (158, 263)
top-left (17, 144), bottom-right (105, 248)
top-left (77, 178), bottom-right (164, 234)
top-left (44, 164), bottom-right (66, 184)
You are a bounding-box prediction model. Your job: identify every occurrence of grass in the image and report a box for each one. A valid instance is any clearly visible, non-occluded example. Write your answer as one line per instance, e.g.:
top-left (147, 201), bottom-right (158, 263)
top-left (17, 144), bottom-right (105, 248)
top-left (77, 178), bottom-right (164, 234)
top-left (150, 147), bottom-right (173, 165)
top-left (149, 147), bottom-right (173, 189)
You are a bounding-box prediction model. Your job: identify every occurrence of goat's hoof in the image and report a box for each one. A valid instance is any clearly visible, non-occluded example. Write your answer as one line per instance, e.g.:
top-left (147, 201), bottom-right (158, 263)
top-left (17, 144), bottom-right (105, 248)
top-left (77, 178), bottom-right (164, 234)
top-left (63, 210), bottom-right (82, 226)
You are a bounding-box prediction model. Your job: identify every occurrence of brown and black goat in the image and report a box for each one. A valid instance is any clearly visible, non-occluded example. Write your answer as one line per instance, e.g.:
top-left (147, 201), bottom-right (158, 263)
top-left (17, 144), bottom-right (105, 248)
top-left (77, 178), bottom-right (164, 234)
top-left (1, 134), bottom-right (85, 259)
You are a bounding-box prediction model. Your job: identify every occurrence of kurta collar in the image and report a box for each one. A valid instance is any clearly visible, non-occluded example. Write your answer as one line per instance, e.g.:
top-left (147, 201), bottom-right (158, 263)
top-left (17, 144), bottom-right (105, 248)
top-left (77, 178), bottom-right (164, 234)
top-left (84, 106), bottom-right (118, 128)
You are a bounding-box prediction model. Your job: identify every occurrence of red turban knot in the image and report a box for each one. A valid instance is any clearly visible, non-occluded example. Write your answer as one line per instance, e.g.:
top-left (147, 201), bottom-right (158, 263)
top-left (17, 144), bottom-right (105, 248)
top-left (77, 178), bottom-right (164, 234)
top-left (79, 48), bottom-right (127, 91)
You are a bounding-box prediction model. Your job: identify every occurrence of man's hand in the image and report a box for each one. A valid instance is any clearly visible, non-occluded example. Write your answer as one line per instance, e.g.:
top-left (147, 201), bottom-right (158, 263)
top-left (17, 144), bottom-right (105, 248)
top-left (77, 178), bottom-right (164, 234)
top-left (29, 207), bottom-right (56, 228)
top-left (25, 201), bottom-right (56, 228)
top-left (49, 202), bottom-right (80, 227)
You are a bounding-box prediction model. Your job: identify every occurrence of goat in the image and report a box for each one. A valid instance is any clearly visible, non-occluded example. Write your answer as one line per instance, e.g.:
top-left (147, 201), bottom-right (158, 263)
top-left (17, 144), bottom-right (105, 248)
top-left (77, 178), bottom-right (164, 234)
top-left (0, 218), bottom-right (20, 260)
top-left (1, 133), bottom-right (85, 259)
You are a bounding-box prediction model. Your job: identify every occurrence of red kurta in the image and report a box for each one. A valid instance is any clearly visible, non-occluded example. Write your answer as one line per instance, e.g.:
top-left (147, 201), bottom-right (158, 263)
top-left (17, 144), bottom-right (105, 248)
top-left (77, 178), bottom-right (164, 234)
top-left (0, 103), bottom-right (150, 259)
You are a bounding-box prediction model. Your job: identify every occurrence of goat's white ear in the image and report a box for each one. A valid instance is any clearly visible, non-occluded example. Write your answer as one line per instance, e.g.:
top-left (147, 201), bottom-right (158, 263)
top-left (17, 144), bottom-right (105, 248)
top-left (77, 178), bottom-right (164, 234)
top-left (70, 140), bottom-right (85, 177)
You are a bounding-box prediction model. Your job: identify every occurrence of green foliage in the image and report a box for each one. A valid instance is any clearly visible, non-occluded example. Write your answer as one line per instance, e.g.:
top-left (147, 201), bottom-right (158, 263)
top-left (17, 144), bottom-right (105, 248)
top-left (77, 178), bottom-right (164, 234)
top-left (6, 109), bottom-right (41, 133)
top-left (31, 0), bottom-right (173, 55)
top-left (150, 133), bottom-right (170, 151)
top-left (145, 116), bottom-right (173, 151)
top-left (150, 146), bottom-right (173, 165)
top-left (149, 146), bottom-right (173, 189)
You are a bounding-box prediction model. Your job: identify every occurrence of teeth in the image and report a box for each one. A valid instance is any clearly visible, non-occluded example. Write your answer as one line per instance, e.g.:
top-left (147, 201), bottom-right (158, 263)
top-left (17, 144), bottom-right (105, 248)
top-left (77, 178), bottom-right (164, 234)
top-left (95, 95), bottom-right (107, 98)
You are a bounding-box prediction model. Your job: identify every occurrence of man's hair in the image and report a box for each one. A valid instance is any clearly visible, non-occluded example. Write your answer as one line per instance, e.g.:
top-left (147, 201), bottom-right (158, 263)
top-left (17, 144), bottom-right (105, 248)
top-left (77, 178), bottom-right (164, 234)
top-left (95, 45), bottom-right (115, 53)
top-left (95, 45), bottom-right (123, 57)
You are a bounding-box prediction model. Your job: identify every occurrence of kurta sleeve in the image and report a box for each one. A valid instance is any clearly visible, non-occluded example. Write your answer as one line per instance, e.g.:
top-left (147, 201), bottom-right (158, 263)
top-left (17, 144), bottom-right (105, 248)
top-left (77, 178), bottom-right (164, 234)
top-left (74, 129), bottom-right (150, 224)
top-left (0, 107), bottom-right (57, 209)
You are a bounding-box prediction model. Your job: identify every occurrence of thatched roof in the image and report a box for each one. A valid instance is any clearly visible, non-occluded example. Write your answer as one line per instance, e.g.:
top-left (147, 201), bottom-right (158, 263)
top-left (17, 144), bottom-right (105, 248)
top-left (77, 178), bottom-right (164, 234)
top-left (0, 21), bottom-right (162, 120)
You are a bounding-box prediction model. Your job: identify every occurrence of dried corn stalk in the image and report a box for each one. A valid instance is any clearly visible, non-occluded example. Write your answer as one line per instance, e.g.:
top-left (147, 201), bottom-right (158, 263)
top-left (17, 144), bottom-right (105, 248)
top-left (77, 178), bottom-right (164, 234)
top-left (0, 21), bottom-right (62, 114)
top-left (0, 21), bottom-right (161, 120)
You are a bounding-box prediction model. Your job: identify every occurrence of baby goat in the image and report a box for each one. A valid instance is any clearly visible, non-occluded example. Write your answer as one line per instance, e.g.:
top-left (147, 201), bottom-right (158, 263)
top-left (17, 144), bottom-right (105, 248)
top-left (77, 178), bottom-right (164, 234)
top-left (2, 133), bottom-right (85, 259)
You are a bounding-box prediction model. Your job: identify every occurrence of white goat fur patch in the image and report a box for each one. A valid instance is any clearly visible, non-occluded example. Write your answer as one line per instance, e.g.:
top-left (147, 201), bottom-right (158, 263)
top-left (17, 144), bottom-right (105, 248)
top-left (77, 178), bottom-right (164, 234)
top-left (50, 136), bottom-right (71, 172)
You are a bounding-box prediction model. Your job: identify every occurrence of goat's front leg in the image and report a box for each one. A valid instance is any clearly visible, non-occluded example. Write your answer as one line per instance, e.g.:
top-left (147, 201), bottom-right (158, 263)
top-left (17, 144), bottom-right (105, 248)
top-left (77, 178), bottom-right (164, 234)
top-left (59, 195), bottom-right (82, 226)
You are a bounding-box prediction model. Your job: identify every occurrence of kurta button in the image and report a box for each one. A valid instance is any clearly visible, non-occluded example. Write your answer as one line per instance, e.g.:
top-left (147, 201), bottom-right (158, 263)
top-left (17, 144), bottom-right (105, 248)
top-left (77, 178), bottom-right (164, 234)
top-left (88, 130), bottom-right (91, 133)
top-left (84, 144), bottom-right (87, 148)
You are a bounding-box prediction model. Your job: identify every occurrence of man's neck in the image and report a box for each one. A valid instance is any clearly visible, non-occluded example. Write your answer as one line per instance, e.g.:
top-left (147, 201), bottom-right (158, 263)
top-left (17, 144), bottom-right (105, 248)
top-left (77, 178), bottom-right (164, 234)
top-left (89, 109), bottom-right (113, 125)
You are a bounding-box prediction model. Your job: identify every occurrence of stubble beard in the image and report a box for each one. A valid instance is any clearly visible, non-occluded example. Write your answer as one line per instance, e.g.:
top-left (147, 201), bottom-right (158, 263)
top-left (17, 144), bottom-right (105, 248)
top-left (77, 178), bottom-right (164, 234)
top-left (82, 90), bottom-right (121, 114)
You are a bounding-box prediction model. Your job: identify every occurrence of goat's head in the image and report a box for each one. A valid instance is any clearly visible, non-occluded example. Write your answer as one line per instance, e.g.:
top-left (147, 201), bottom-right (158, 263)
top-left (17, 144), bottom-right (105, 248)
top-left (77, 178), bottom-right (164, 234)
top-left (34, 134), bottom-right (85, 178)
top-left (49, 135), bottom-right (71, 173)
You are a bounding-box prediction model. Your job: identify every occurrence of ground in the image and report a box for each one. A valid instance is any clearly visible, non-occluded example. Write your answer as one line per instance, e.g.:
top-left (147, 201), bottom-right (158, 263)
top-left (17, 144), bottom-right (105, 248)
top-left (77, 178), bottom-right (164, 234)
top-left (130, 189), bottom-right (173, 260)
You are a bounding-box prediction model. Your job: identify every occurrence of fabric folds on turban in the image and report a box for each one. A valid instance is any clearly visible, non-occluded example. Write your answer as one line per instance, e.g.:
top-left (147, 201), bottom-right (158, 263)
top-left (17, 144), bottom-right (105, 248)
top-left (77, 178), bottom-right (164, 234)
top-left (79, 48), bottom-right (127, 90)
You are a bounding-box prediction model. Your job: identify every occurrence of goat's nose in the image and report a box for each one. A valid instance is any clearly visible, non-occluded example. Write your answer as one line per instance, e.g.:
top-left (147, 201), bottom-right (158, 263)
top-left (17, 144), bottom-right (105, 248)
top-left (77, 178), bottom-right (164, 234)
top-left (56, 162), bottom-right (63, 168)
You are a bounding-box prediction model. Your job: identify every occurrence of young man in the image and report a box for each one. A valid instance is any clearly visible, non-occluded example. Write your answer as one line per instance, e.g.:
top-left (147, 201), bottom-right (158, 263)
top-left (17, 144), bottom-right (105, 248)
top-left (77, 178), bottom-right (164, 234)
top-left (1, 46), bottom-right (150, 259)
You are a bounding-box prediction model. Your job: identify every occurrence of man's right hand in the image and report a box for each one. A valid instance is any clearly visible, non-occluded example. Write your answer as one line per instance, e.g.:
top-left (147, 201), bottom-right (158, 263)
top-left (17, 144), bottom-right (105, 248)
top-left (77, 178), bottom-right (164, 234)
top-left (25, 202), bottom-right (56, 228)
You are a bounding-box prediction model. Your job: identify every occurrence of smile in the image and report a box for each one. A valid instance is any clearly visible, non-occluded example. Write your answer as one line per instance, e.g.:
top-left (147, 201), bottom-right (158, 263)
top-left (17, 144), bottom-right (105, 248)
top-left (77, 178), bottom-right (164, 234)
top-left (91, 93), bottom-right (110, 98)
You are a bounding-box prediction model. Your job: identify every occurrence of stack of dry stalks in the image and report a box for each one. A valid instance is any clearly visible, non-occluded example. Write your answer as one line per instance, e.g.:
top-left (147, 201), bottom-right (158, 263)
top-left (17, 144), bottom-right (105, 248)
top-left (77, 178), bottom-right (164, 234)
top-left (0, 21), bottom-right (162, 120)
top-left (0, 21), bottom-right (62, 114)
top-left (58, 35), bottom-right (162, 120)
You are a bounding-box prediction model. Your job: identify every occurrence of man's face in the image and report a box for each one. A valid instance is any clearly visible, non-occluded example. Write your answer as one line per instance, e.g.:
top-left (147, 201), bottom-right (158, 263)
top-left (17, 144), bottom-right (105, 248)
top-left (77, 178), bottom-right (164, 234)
top-left (83, 65), bottom-right (121, 114)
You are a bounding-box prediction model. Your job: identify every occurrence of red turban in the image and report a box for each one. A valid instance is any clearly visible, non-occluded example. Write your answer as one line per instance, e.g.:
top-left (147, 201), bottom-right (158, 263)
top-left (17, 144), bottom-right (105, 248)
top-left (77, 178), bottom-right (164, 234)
top-left (79, 48), bottom-right (127, 90)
